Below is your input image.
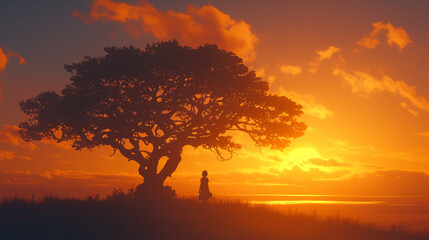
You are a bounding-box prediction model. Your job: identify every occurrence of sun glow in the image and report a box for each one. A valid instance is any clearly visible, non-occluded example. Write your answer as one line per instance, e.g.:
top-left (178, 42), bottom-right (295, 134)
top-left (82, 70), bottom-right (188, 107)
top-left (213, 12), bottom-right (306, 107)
top-left (288, 147), bottom-right (321, 162)
top-left (280, 147), bottom-right (321, 169)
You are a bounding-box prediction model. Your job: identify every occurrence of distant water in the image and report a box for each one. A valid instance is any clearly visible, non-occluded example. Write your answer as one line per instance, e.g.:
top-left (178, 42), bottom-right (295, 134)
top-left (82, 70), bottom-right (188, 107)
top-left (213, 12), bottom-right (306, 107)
top-left (222, 194), bottom-right (429, 231)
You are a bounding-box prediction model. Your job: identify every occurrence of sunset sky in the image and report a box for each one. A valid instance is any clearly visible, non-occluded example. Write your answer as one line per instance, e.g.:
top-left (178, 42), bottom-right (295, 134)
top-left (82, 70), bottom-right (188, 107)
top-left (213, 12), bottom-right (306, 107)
top-left (1, 0), bottom-right (429, 198)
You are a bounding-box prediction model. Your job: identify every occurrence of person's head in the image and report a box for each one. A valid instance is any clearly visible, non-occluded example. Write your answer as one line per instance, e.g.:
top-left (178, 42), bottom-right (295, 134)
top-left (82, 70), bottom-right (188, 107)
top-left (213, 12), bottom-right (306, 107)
top-left (202, 170), bottom-right (208, 177)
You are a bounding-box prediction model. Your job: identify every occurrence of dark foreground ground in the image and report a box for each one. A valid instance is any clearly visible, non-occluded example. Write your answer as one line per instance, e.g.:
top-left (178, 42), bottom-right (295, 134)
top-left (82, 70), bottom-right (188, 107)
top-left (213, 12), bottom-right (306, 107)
top-left (1, 191), bottom-right (428, 240)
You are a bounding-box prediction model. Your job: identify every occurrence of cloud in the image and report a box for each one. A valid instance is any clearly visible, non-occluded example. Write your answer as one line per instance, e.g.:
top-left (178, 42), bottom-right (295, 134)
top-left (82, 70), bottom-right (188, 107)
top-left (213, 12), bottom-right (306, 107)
top-left (57, 160), bottom-right (71, 164)
top-left (309, 46), bottom-right (340, 73)
top-left (0, 47), bottom-right (26, 74)
top-left (317, 46), bottom-right (341, 61)
top-left (0, 124), bottom-right (75, 150)
top-left (333, 68), bottom-right (429, 113)
top-left (357, 22), bottom-right (413, 50)
top-left (400, 102), bottom-right (419, 117)
top-left (42, 169), bottom-right (140, 180)
top-left (20, 156), bottom-right (34, 160)
top-left (357, 36), bottom-right (380, 49)
top-left (73, 0), bottom-right (258, 61)
top-left (174, 165), bottom-right (350, 185)
top-left (0, 47), bottom-right (26, 99)
top-left (277, 87), bottom-right (333, 119)
top-left (0, 150), bottom-right (14, 161)
top-left (327, 138), bottom-right (422, 165)
top-left (278, 165), bottom-right (350, 182)
top-left (279, 65), bottom-right (302, 75)
top-left (415, 132), bottom-right (429, 138)
top-left (224, 168), bottom-right (429, 195)
top-left (267, 75), bottom-right (276, 86)
top-left (344, 170), bottom-right (429, 196)
top-left (0, 124), bottom-right (37, 150)
top-left (333, 69), bottom-right (384, 96)
top-left (254, 68), bottom-right (266, 78)
top-left (306, 158), bottom-right (349, 167)
top-left (40, 139), bottom-right (73, 150)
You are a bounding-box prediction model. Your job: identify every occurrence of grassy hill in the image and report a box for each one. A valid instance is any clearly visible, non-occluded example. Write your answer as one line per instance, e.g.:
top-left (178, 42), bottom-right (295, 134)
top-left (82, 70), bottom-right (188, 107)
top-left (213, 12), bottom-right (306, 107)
top-left (1, 190), bottom-right (428, 240)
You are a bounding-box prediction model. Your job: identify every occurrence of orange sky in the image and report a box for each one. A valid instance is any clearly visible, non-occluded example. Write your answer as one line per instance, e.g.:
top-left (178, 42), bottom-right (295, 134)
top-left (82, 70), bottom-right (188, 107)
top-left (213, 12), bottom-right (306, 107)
top-left (1, 0), bottom-right (429, 198)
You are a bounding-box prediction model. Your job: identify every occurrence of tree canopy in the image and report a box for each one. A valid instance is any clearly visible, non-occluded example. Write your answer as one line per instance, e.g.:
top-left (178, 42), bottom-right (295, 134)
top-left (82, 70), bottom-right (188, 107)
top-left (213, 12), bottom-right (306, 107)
top-left (19, 40), bottom-right (306, 192)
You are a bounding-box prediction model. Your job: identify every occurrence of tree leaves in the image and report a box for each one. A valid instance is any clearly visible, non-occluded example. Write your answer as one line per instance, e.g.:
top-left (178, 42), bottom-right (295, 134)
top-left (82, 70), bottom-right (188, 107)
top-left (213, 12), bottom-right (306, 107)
top-left (19, 40), bottom-right (306, 186)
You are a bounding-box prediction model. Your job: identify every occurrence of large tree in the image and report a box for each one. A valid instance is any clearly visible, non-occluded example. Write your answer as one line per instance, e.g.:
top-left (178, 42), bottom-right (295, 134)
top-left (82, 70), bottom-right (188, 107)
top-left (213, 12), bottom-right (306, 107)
top-left (19, 40), bottom-right (306, 193)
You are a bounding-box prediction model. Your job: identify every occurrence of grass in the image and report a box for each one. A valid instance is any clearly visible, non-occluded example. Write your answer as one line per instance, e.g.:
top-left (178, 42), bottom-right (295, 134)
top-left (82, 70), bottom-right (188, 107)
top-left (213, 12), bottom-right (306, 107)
top-left (0, 190), bottom-right (428, 240)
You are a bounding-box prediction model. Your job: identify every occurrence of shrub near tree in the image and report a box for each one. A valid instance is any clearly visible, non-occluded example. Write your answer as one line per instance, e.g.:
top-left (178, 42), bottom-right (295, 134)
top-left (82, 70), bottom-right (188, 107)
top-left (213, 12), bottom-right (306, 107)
top-left (19, 40), bottom-right (306, 194)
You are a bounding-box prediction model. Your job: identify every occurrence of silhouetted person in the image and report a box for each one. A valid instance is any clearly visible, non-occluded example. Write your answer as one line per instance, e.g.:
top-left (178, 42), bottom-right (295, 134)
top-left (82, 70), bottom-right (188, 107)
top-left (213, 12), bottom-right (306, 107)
top-left (198, 170), bottom-right (212, 202)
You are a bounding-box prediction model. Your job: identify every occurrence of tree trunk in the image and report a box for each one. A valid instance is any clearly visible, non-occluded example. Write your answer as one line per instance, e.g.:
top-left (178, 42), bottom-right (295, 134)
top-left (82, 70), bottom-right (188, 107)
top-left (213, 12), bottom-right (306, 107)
top-left (136, 145), bottom-right (183, 196)
top-left (140, 174), bottom-right (163, 194)
top-left (138, 148), bottom-right (182, 195)
top-left (137, 163), bottom-right (162, 195)
top-left (158, 150), bottom-right (182, 183)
